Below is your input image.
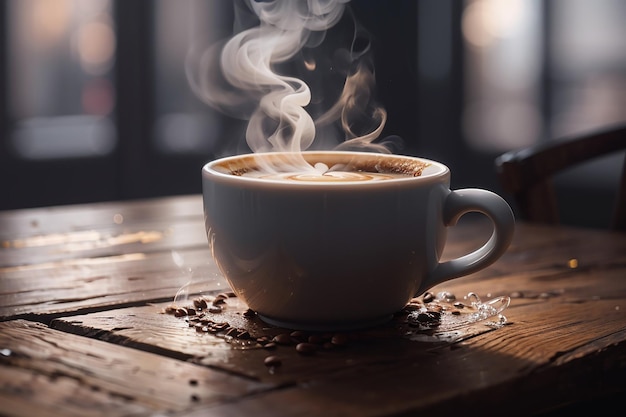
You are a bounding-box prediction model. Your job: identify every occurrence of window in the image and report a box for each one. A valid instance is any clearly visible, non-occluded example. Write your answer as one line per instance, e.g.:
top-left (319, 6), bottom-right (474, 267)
top-left (8, 0), bottom-right (116, 160)
top-left (462, 0), bottom-right (626, 150)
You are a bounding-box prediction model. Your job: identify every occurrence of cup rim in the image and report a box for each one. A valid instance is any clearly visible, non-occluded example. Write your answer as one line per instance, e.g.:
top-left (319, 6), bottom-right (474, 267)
top-left (202, 151), bottom-right (449, 188)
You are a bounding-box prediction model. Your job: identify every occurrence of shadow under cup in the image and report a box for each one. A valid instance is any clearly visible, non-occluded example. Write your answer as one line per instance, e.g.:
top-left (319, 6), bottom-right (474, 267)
top-left (202, 151), bottom-right (515, 331)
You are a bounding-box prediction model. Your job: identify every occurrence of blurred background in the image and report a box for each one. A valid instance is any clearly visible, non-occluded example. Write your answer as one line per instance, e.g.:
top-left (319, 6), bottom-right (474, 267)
top-left (0, 0), bottom-right (625, 228)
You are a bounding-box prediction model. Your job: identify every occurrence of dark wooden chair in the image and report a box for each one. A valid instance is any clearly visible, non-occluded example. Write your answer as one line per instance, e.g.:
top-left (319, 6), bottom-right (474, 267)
top-left (494, 124), bottom-right (626, 231)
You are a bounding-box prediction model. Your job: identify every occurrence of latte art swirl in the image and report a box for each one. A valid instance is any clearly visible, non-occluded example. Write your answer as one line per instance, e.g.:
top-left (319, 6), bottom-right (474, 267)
top-left (243, 170), bottom-right (407, 182)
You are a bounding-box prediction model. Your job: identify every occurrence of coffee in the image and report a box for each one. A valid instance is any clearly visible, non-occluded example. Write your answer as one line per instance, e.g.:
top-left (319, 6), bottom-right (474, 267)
top-left (216, 153), bottom-right (430, 183)
top-left (241, 170), bottom-right (411, 182)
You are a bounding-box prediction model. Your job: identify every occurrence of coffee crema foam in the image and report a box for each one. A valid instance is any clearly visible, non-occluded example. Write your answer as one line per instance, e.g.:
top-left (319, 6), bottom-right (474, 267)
top-left (226, 159), bottom-right (430, 182)
top-left (242, 170), bottom-right (407, 182)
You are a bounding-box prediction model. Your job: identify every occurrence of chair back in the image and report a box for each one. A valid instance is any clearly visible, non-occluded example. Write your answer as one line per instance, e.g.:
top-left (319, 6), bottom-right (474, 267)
top-left (495, 124), bottom-right (626, 231)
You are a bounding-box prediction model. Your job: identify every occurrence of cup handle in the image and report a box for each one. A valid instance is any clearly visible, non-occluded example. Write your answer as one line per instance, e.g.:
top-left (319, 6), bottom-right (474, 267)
top-left (417, 189), bottom-right (515, 295)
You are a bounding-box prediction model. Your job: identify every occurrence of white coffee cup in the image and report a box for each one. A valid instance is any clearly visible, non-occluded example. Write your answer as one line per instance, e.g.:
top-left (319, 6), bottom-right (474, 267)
top-left (202, 151), bottom-right (514, 331)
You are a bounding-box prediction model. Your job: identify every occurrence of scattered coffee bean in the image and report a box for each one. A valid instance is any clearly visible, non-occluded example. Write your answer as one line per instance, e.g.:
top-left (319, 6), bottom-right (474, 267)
top-left (331, 333), bottom-right (349, 346)
top-left (404, 303), bottom-right (422, 311)
top-left (212, 298), bottom-right (226, 305)
top-left (236, 330), bottom-right (251, 340)
top-left (193, 298), bottom-right (208, 309)
top-left (451, 310), bottom-right (461, 316)
top-left (263, 342), bottom-right (277, 349)
top-left (296, 342), bottom-right (317, 355)
top-left (453, 302), bottom-right (465, 308)
top-left (243, 308), bottom-right (256, 318)
top-left (428, 311), bottom-right (442, 319)
top-left (186, 307), bottom-right (196, 316)
top-left (290, 330), bottom-right (307, 340)
top-left (213, 322), bottom-right (229, 330)
top-left (264, 355), bottom-right (281, 367)
top-left (164, 305), bottom-right (177, 315)
top-left (174, 307), bottom-right (188, 317)
top-left (215, 293), bottom-right (230, 301)
top-left (308, 334), bottom-right (324, 344)
top-left (273, 333), bottom-right (294, 345)
top-left (422, 292), bottom-right (434, 303)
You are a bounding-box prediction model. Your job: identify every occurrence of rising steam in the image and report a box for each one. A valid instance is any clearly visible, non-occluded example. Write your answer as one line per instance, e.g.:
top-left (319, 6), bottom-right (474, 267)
top-left (186, 0), bottom-right (392, 168)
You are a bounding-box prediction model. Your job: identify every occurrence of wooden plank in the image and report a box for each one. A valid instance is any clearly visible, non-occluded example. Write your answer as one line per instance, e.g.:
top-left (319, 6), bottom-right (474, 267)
top-left (48, 246), bottom-right (626, 415)
top-left (51, 265), bottom-right (626, 379)
top-left (0, 248), bottom-right (229, 320)
top-left (0, 217), bottom-right (208, 268)
top-left (50, 293), bottom-right (507, 384)
top-left (170, 297), bottom-right (626, 417)
top-left (0, 194), bottom-right (203, 239)
top-left (0, 320), bottom-right (271, 417)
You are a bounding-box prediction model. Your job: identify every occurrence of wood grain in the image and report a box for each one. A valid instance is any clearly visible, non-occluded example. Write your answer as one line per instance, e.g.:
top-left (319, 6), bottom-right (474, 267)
top-left (0, 320), bottom-right (271, 417)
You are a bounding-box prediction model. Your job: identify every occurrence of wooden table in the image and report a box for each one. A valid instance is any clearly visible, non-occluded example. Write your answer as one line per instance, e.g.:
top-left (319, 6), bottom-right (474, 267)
top-left (1, 194), bottom-right (625, 416)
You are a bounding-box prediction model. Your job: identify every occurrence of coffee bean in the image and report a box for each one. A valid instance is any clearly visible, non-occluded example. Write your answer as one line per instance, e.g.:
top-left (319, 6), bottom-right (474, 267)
top-left (453, 302), bottom-right (465, 308)
top-left (212, 298), bottom-right (226, 305)
top-left (174, 307), bottom-right (188, 317)
top-left (331, 333), bottom-right (349, 346)
top-left (189, 379), bottom-right (198, 386)
top-left (427, 311), bottom-right (442, 319)
top-left (193, 298), bottom-right (208, 309)
top-left (415, 313), bottom-right (429, 322)
top-left (243, 309), bottom-right (256, 318)
top-left (272, 333), bottom-right (294, 345)
top-left (290, 330), bottom-right (307, 340)
top-left (264, 355), bottom-right (281, 367)
top-left (208, 306), bottom-right (223, 313)
top-left (451, 310), bottom-right (461, 316)
top-left (308, 334), bottom-right (324, 344)
top-left (404, 303), bottom-right (422, 311)
top-left (164, 305), bottom-right (177, 315)
top-left (422, 292), bottom-right (435, 303)
top-left (213, 322), bottom-right (229, 330)
top-left (263, 342), bottom-right (277, 349)
top-left (186, 307), bottom-right (196, 316)
top-left (215, 293), bottom-right (229, 300)
top-left (237, 330), bottom-right (251, 340)
top-left (296, 343), bottom-right (317, 355)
